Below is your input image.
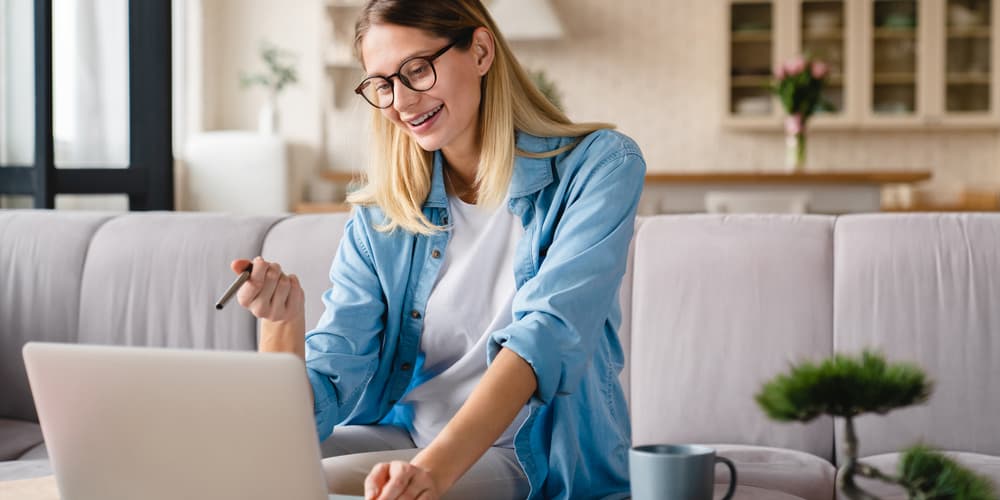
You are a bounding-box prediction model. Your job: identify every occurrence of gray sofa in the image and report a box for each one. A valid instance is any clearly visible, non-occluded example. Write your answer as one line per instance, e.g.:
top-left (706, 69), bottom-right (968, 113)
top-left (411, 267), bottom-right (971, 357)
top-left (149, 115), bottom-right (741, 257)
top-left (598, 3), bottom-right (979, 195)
top-left (1, 209), bottom-right (998, 499)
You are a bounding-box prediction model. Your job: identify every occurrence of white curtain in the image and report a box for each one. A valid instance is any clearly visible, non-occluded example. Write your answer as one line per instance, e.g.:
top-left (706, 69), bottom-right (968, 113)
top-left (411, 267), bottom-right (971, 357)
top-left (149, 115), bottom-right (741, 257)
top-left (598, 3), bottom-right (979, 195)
top-left (52, 0), bottom-right (130, 209)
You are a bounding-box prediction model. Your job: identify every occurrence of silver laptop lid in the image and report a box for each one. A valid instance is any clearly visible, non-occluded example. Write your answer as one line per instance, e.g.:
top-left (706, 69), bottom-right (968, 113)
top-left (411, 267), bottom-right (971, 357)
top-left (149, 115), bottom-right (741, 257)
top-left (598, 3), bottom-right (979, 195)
top-left (23, 342), bottom-right (330, 500)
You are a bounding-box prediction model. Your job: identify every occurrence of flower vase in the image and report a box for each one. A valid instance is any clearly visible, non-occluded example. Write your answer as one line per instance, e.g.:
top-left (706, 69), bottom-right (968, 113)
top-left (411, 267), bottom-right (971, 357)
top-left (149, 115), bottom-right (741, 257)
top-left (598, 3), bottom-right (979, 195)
top-left (258, 94), bottom-right (279, 135)
top-left (784, 115), bottom-right (806, 172)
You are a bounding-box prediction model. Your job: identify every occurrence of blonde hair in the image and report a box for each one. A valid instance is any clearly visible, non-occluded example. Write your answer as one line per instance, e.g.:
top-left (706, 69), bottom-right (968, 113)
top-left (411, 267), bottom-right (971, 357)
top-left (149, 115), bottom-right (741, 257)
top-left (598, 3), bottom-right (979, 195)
top-left (349, 0), bottom-right (613, 234)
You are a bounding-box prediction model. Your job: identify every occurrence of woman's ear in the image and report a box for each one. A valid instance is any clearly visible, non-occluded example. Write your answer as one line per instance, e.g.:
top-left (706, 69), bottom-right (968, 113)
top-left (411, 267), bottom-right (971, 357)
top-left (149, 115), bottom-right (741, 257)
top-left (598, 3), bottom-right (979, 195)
top-left (471, 27), bottom-right (495, 76)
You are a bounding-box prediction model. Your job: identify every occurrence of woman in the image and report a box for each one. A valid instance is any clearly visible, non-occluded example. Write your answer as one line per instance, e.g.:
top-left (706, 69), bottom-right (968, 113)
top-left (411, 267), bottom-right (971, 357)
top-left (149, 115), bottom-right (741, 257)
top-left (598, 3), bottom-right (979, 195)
top-left (232, 1), bottom-right (644, 498)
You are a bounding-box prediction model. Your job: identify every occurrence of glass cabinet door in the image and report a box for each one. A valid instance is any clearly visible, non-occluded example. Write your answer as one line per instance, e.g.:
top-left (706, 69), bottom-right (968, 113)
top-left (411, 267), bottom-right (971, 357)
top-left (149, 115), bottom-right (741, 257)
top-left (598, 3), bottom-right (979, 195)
top-left (944, 0), bottom-right (992, 114)
top-left (729, 1), bottom-right (776, 121)
top-left (801, 1), bottom-right (848, 116)
top-left (871, 0), bottom-right (920, 116)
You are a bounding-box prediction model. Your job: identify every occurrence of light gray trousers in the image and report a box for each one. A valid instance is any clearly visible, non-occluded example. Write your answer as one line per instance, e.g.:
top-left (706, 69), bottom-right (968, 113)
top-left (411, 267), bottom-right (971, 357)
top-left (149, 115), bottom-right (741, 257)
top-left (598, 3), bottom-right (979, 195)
top-left (320, 425), bottom-right (530, 499)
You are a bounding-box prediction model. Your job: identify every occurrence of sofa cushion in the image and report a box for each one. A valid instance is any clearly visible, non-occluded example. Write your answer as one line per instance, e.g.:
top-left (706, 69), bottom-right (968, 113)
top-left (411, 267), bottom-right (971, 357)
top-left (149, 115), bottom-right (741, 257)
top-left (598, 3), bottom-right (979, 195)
top-left (712, 444), bottom-right (836, 500)
top-left (0, 419), bottom-right (44, 461)
top-left (630, 215), bottom-right (836, 461)
top-left (0, 459), bottom-right (52, 482)
top-left (719, 485), bottom-right (808, 499)
top-left (260, 213), bottom-right (352, 331)
top-left (833, 214), bottom-right (1000, 459)
top-left (617, 217), bottom-right (644, 409)
top-left (76, 213), bottom-right (284, 350)
top-left (835, 451), bottom-right (1000, 499)
top-left (0, 211), bottom-right (115, 421)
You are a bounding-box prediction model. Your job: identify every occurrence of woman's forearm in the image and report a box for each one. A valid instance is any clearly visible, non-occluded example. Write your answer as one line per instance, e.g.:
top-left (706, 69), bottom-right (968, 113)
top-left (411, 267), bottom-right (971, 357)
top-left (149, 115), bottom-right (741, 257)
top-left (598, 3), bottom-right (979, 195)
top-left (411, 347), bottom-right (538, 492)
top-left (258, 317), bottom-right (306, 360)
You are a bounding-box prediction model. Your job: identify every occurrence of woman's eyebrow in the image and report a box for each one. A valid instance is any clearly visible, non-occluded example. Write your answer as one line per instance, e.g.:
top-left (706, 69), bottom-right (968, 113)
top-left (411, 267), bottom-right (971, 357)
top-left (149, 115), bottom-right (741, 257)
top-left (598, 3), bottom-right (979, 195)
top-left (365, 47), bottom-right (441, 78)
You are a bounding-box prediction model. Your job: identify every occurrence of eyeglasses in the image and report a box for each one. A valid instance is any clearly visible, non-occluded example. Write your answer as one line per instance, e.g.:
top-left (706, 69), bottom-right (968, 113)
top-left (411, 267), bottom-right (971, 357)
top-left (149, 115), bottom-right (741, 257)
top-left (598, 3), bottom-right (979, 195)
top-left (354, 41), bottom-right (458, 109)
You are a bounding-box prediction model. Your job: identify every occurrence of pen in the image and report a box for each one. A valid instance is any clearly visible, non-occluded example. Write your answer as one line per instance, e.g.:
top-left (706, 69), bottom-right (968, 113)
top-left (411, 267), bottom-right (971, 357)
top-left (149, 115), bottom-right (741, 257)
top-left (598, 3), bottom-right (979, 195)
top-left (215, 263), bottom-right (253, 310)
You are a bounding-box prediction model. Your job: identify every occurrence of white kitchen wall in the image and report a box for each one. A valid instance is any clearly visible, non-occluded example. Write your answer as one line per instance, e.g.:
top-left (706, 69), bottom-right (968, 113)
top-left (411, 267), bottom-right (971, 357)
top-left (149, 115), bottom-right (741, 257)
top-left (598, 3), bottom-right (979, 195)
top-left (196, 0), bottom-right (1000, 193)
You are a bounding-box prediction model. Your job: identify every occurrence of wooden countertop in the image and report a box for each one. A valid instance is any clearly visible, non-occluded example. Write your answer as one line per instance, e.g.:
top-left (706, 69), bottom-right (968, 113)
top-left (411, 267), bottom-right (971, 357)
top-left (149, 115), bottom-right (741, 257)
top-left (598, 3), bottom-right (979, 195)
top-left (323, 171), bottom-right (932, 185)
top-left (643, 171), bottom-right (932, 184)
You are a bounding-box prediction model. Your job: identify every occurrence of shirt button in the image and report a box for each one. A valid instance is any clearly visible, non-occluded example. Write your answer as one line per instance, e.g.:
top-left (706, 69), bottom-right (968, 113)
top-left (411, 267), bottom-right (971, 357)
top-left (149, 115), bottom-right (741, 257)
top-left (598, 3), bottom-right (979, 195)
top-left (389, 399), bottom-right (397, 405)
top-left (410, 310), bottom-right (422, 319)
top-left (401, 362), bottom-right (412, 371)
top-left (431, 249), bottom-right (441, 259)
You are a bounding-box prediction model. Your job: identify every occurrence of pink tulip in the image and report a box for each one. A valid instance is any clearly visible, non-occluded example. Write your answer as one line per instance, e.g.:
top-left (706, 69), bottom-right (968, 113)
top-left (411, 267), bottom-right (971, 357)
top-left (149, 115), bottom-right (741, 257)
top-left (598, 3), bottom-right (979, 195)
top-left (773, 66), bottom-right (786, 80)
top-left (811, 61), bottom-right (829, 79)
top-left (785, 113), bottom-right (804, 135)
top-left (784, 56), bottom-right (806, 76)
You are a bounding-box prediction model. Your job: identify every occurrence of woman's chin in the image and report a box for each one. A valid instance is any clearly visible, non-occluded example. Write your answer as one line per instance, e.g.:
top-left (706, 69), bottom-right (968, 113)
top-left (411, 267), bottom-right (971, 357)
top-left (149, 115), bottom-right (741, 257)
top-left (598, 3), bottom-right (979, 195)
top-left (410, 133), bottom-right (444, 152)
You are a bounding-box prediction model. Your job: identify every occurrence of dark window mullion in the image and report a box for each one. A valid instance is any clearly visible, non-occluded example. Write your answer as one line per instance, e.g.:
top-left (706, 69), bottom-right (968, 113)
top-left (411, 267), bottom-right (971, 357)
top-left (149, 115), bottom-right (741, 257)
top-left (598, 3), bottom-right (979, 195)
top-left (128, 0), bottom-right (173, 211)
top-left (32, 0), bottom-right (54, 208)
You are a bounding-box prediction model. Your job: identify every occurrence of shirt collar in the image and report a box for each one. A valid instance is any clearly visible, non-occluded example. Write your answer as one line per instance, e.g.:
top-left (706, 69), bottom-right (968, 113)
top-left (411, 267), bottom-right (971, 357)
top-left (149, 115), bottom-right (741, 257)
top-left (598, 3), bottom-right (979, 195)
top-left (424, 131), bottom-right (563, 209)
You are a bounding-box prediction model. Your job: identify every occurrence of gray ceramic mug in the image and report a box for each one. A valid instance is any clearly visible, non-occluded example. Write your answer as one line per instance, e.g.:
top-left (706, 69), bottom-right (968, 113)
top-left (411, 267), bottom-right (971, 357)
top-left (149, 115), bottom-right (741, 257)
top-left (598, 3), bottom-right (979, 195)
top-left (629, 444), bottom-right (737, 500)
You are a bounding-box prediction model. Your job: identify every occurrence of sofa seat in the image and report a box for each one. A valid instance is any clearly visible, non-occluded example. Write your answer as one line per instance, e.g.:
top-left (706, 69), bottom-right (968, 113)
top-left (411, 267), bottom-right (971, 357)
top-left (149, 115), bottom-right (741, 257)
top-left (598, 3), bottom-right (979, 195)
top-left (835, 451), bottom-right (1000, 499)
top-left (0, 419), bottom-right (43, 461)
top-left (711, 445), bottom-right (836, 500)
top-left (720, 484), bottom-right (808, 499)
top-left (0, 420), bottom-right (50, 481)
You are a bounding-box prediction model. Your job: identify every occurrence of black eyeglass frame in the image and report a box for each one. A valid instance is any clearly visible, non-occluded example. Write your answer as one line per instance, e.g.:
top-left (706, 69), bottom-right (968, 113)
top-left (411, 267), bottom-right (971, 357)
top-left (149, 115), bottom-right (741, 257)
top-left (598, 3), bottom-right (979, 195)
top-left (354, 40), bottom-right (459, 109)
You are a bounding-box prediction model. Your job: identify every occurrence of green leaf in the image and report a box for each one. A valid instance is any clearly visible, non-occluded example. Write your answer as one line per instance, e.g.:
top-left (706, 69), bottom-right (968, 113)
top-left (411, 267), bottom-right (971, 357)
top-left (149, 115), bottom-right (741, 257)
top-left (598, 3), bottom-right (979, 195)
top-left (755, 350), bottom-right (933, 421)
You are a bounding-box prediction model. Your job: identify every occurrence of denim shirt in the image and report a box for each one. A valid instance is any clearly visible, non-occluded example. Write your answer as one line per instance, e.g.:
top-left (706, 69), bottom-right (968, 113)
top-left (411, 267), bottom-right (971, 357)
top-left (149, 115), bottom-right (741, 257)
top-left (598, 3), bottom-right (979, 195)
top-left (305, 129), bottom-right (645, 499)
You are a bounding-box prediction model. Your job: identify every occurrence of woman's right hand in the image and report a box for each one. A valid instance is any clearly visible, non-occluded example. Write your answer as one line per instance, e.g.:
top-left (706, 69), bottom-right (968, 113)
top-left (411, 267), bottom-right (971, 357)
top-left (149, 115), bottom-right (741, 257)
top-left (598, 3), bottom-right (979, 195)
top-left (230, 256), bottom-right (305, 324)
top-left (231, 256), bottom-right (307, 359)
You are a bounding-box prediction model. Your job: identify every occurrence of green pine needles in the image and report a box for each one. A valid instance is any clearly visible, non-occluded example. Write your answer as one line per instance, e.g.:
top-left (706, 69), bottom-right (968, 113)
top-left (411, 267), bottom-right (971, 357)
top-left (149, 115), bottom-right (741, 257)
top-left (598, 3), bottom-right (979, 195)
top-left (756, 350), bottom-right (932, 421)
top-left (899, 445), bottom-right (997, 500)
top-left (756, 351), bottom-right (997, 500)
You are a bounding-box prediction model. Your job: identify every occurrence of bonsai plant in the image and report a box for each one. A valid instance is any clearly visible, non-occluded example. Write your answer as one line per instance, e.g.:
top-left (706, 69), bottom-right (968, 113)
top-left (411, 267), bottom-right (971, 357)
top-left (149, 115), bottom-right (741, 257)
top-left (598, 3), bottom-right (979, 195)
top-left (756, 351), bottom-right (996, 499)
top-left (240, 40), bottom-right (299, 134)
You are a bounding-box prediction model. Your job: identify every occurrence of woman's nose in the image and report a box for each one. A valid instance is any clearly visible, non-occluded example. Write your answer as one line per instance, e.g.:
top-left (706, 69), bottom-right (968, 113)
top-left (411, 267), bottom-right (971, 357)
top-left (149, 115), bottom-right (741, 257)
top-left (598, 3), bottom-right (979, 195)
top-left (392, 79), bottom-right (420, 111)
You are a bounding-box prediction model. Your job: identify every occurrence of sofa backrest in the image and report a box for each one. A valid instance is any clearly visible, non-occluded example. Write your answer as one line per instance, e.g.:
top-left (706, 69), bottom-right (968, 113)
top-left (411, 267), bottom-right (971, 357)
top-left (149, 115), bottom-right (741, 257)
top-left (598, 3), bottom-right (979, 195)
top-left (0, 211), bottom-right (116, 421)
top-left (833, 214), bottom-right (1000, 460)
top-left (4, 210), bottom-right (998, 468)
top-left (260, 214), bottom-right (352, 330)
top-left (628, 215), bottom-right (836, 462)
top-left (75, 213), bottom-right (283, 350)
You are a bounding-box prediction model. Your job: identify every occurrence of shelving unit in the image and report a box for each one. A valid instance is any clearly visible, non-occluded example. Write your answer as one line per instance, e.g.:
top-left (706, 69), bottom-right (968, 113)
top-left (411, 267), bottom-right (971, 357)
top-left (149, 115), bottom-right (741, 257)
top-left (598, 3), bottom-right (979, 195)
top-left (310, 0), bottom-right (369, 213)
top-left (725, 0), bottom-right (1000, 130)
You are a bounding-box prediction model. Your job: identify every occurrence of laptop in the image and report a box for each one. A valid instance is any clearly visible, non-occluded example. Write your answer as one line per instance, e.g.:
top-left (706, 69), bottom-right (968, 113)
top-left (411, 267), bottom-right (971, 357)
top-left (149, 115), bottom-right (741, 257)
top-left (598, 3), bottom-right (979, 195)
top-left (23, 342), bottom-right (360, 500)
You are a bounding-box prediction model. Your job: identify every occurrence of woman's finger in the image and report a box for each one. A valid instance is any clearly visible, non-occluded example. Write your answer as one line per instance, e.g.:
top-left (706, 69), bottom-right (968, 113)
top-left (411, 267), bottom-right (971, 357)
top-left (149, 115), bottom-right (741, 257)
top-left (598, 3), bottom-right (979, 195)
top-left (364, 462), bottom-right (391, 500)
top-left (271, 274), bottom-right (291, 317)
top-left (252, 265), bottom-right (281, 314)
top-left (376, 461), bottom-right (415, 500)
top-left (230, 258), bottom-right (252, 274)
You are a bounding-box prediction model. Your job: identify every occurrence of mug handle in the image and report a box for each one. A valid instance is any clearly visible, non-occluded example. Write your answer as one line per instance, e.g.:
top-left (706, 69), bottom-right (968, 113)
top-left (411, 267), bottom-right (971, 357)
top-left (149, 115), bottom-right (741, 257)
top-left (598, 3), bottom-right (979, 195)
top-left (715, 456), bottom-right (738, 500)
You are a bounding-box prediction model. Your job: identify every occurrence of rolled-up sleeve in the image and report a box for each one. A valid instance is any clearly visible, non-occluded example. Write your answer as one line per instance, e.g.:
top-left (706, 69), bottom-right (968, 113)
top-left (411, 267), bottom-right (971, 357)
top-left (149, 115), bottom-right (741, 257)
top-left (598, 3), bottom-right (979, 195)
top-left (488, 146), bottom-right (645, 404)
top-left (306, 210), bottom-right (386, 441)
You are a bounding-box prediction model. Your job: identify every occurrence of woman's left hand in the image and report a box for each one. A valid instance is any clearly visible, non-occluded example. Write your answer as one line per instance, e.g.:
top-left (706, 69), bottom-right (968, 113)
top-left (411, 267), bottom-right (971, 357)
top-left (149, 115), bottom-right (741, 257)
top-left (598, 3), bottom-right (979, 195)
top-left (364, 460), bottom-right (441, 500)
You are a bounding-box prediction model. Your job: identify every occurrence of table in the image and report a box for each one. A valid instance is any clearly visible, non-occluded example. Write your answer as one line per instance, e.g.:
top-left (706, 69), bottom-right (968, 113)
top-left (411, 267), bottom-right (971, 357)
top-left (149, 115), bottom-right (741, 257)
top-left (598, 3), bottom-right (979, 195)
top-left (639, 171), bottom-right (932, 215)
top-left (0, 476), bottom-right (363, 500)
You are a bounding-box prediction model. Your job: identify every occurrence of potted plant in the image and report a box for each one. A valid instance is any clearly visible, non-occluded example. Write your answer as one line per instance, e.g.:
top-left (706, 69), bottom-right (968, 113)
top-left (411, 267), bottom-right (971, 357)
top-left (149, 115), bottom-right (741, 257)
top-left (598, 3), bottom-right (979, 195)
top-left (756, 351), bottom-right (996, 499)
top-left (770, 55), bottom-right (832, 172)
top-left (240, 40), bottom-right (299, 135)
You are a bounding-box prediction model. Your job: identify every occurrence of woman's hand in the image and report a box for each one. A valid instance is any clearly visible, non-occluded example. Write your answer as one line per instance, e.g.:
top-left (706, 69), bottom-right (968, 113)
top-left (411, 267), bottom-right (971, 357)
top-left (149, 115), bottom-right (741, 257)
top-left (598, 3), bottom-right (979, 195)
top-left (231, 256), bottom-right (304, 323)
top-left (364, 461), bottom-right (441, 500)
top-left (231, 256), bottom-right (307, 359)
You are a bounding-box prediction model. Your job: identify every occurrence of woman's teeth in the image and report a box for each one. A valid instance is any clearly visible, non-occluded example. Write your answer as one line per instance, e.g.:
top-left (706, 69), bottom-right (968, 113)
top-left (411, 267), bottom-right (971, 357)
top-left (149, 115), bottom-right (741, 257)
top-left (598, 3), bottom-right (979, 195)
top-left (410, 105), bottom-right (442, 126)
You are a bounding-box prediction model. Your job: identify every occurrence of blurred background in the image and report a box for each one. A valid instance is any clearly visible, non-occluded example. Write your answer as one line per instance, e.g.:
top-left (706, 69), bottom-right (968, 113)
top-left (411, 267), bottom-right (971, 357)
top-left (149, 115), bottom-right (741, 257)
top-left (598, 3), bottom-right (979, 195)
top-left (2, 0), bottom-right (999, 215)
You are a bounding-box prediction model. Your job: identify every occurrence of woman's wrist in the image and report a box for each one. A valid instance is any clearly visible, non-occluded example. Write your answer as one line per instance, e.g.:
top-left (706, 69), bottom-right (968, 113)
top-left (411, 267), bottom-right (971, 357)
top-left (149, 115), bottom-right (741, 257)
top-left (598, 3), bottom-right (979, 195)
top-left (258, 316), bottom-right (306, 359)
top-left (410, 445), bottom-right (462, 494)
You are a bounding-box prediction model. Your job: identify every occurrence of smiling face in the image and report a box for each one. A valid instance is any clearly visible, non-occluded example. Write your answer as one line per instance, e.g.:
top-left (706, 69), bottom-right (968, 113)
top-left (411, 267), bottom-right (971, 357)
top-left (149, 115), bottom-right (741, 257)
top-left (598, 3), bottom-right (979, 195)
top-left (360, 23), bottom-right (492, 156)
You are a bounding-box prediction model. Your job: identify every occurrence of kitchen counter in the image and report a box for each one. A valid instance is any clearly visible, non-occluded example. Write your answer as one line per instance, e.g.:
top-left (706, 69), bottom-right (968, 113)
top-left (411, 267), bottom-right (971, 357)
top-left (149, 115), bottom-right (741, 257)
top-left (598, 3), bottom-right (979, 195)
top-left (639, 170), bottom-right (932, 214)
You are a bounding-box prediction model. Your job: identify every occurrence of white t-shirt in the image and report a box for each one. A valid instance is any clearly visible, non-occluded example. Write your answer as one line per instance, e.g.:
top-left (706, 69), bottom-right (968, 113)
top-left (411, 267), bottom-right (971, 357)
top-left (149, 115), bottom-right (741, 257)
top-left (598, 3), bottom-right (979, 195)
top-left (400, 194), bottom-right (529, 449)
